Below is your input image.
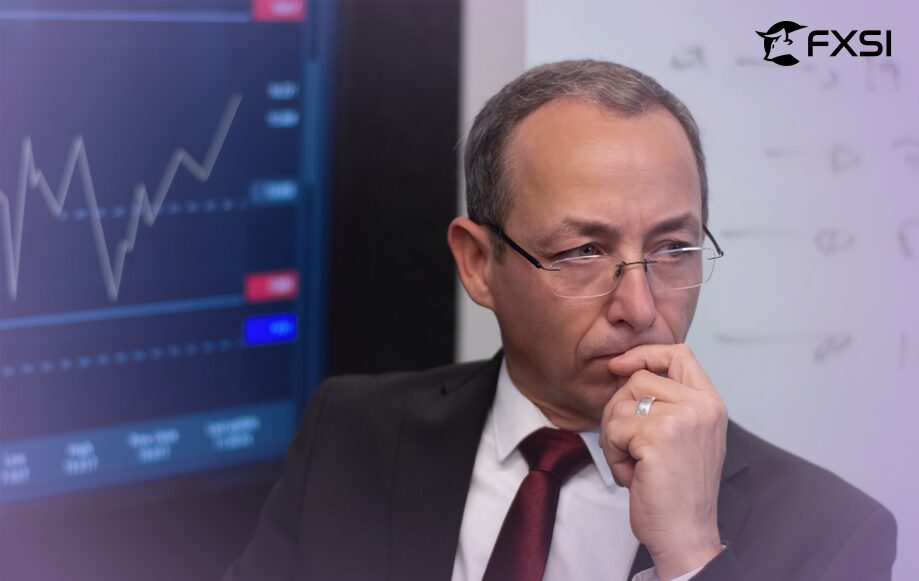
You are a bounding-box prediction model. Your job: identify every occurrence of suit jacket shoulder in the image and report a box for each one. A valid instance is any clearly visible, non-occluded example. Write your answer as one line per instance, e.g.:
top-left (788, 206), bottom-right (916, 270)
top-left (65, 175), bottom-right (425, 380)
top-left (693, 421), bottom-right (898, 580)
top-left (223, 355), bottom-right (502, 581)
top-left (316, 357), bottom-right (495, 426)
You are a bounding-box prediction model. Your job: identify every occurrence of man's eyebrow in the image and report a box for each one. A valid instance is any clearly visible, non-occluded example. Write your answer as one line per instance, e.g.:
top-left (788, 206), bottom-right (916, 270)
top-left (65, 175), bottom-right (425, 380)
top-left (646, 212), bottom-right (703, 239)
top-left (540, 219), bottom-right (616, 243)
top-left (538, 212), bottom-right (702, 246)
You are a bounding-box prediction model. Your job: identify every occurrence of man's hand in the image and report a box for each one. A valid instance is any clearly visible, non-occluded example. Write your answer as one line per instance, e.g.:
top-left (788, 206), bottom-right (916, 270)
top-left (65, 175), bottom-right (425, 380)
top-left (599, 344), bottom-right (727, 580)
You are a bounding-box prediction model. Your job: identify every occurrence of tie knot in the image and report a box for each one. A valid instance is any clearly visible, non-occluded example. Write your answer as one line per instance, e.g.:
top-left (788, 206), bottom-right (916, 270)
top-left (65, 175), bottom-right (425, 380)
top-left (518, 427), bottom-right (592, 484)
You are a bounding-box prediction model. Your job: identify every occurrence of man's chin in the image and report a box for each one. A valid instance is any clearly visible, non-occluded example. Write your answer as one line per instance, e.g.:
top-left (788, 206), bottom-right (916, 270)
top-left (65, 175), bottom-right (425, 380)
top-left (593, 375), bottom-right (627, 397)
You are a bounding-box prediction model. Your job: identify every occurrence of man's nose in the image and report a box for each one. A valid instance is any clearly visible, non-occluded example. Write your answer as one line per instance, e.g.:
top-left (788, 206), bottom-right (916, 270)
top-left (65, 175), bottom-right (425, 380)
top-left (605, 262), bottom-right (657, 332)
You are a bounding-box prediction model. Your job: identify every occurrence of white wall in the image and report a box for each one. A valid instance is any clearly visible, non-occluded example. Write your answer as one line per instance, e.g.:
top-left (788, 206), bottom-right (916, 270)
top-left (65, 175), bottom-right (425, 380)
top-left (458, 1), bottom-right (919, 578)
top-left (456, 0), bottom-right (525, 361)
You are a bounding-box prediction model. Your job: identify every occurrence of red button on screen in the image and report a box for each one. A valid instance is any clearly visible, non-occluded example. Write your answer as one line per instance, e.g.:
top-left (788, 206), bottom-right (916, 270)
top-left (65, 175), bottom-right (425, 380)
top-left (252, 0), bottom-right (306, 23)
top-left (245, 270), bottom-right (300, 303)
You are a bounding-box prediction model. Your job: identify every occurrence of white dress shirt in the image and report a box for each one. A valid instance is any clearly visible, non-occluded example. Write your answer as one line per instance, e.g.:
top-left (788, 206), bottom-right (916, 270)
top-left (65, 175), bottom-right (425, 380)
top-left (450, 358), bottom-right (704, 581)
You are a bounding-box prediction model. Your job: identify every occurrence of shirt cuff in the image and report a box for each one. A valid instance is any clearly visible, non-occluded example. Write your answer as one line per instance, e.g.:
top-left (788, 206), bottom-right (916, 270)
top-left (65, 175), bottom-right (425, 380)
top-left (630, 544), bottom-right (727, 581)
top-left (631, 564), bottom-right (704, 581)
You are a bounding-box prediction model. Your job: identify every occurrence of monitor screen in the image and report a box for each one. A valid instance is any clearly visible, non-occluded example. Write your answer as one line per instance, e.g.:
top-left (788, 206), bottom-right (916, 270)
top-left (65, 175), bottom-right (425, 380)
top-left (0, 0), bottom-right (333, 503)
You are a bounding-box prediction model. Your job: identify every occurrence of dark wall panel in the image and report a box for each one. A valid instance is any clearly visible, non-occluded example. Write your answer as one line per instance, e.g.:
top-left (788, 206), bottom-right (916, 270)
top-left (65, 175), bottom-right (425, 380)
top-left (327, 0), bottom-right (460, 376)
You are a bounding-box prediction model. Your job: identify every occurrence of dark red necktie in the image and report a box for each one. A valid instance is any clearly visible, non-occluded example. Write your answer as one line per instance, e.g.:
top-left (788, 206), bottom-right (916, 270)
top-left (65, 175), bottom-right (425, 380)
top-left (482, 427), bottom-right (593, 581)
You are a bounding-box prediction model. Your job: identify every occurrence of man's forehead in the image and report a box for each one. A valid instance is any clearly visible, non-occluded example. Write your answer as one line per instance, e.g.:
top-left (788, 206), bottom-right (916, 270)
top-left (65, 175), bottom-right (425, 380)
top-left (503, 99), bottom-right (702, 234)
top-left (505, 97), bottom-right (687, 161)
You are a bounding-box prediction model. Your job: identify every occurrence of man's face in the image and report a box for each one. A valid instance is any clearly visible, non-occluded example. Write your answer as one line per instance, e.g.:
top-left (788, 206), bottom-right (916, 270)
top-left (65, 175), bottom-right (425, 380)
top-left (488, 98), bottom-right (704, 429)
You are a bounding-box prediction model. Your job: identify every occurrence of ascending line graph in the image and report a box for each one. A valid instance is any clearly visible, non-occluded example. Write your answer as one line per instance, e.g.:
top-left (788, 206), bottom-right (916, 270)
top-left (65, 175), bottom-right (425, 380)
top-left (0, 94), bottom-right (242, 302)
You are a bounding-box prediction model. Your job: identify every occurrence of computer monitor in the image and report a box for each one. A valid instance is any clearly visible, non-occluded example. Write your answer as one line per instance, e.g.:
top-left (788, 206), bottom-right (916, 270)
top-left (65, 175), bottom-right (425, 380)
top-left (0, 0), bottom-right (333, 503)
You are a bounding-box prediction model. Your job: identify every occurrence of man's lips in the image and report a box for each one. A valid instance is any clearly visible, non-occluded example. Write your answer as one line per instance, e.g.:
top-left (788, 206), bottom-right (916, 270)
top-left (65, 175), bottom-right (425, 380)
top-left (590, 353), bottom-right (622, 360)
top-left (588, 346), bottom-right (641, 360)
top-left (587, 342), bottom-right (657, 361)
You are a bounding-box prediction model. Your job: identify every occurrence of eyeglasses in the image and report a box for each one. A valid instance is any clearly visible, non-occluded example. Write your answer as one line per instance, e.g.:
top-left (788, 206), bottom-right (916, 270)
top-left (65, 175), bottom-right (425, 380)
top-left (488, 224), bottom-right (725, 299)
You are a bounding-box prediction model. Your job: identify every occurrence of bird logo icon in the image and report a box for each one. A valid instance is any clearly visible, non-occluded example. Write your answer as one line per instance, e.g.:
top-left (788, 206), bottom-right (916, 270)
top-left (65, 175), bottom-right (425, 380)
top-left (756, 21), bottom-right (808, 66)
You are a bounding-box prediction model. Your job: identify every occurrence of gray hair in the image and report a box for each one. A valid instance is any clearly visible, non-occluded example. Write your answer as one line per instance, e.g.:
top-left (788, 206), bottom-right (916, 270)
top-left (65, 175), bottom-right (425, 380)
top-left (463, 59), bottom-right (708, 256)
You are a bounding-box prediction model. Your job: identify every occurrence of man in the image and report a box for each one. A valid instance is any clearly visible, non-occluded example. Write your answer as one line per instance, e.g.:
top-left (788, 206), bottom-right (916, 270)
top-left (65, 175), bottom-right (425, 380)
top-left (224, 60), bottom-right (897, 580)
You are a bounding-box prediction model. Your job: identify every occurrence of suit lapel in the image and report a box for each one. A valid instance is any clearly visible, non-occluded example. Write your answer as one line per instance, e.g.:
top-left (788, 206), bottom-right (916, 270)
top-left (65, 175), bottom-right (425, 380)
top-left (629, 420), bottom-right (752, 578)
top-left (388, 352), bottom-right (502, 581)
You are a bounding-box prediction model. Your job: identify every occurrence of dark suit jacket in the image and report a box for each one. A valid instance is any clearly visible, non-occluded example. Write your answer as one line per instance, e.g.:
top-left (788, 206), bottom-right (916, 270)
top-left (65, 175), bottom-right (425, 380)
top-left (224, 352), bottom-right (897, 580)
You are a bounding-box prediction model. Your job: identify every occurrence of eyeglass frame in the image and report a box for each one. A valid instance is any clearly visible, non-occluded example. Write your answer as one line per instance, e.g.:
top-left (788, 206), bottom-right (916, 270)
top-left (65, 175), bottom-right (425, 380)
top-left (485, 222), bottom-right (725, 296)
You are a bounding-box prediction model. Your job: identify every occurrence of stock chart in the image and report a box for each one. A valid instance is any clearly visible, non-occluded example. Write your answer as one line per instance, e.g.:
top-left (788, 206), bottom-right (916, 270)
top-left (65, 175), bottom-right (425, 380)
top-left (0, 0), bottom-right (332, 502)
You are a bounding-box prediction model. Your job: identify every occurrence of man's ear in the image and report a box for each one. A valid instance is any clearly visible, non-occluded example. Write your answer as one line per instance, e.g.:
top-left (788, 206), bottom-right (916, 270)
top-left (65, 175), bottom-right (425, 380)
top-left (447, 217), bottom-right (497, 310)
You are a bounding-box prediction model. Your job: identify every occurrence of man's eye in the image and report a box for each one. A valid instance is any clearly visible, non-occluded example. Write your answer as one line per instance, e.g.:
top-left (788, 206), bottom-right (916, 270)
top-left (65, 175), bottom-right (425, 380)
top-left (578, 243), bottom-right (601, 256)
top-left (660, 241), bottom-right (693, 252)
top-left (559, 243), bottom-right (601, 258)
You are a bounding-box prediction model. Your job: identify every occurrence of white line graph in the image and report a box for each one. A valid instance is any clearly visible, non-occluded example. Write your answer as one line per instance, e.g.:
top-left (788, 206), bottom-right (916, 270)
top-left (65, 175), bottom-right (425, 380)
top-left (0, 94), bottom-right (242, 302)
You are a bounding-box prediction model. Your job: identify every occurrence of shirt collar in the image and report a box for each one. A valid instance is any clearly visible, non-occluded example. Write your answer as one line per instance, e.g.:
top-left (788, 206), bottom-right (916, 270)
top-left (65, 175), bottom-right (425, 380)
top-left (492, 357), bottom-right (617, 488)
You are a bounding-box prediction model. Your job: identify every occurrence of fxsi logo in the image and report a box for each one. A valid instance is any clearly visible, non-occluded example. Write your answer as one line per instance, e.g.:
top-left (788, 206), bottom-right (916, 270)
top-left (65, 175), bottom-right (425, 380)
top-left (756, 21), bottom-right (807, 66)
top-left (756, 21), bottom-right (892, 67)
